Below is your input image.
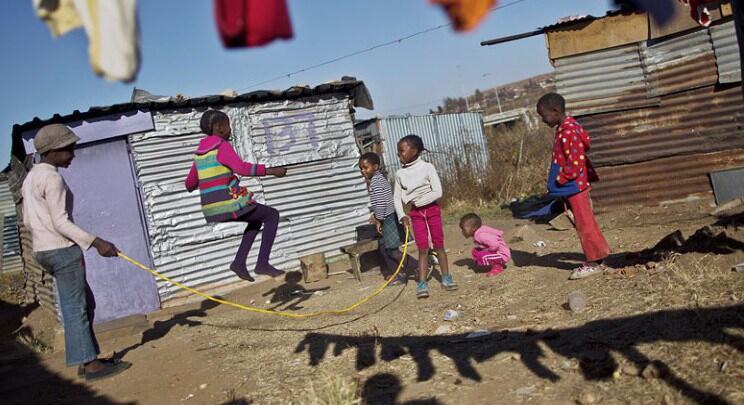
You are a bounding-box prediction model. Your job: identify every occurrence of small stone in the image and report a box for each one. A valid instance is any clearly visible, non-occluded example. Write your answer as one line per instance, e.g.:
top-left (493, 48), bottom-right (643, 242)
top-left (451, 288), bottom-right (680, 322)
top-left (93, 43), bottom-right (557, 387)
top-left (568, 291), bottom-right (587, 312)
top-left (721, 361), bottom-right (729, 372)
top-left (515, 385), bottom-right (536, 396)
top-left (646, 261), bottom-right (657, 270)
top-left (510, 353), bottom-right (521, 361)
top-left (641, 363), bottom-right (662, 379)
top-left (313, 290), bottom-right (326, 296)
top-left (577, 391), bottom-right (599, 405)
top-left (622, 363), bottom-right (641, 376)
top-left (507, 315), bottom-right (518, 321)
top-left (454, 378), bottom-right (463, 385)
top-left (560, 360), bottom-right (574, 370)
top-left (435, 325), bottom-right (451, 335)
top-left (199, 384), bottom-right (207, 390)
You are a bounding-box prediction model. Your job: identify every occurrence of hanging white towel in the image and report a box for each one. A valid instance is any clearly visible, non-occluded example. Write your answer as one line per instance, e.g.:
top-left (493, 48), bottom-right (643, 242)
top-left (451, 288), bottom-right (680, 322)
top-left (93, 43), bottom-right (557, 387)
top-left (32, 0), bottom-right (140, 82)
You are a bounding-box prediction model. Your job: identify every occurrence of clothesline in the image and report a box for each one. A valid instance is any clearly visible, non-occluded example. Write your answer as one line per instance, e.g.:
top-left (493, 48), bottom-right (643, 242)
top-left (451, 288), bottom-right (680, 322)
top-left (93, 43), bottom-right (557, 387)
top-left (235, 0), bottom-right (531, 92)
top-left (32, 0), bottom-right (516, 84)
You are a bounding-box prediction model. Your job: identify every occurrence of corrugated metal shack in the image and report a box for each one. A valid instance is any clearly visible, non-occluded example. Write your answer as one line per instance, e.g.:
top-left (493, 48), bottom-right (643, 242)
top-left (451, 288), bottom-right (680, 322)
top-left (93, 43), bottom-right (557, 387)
top-left (9, 79), bottom-right (374, 321)
top-left (0, 174), bottom-right (22, 274)
top-left (544, 5), bottom-right (744, 210)
top-left (355, 113), bottom-right (489, 181)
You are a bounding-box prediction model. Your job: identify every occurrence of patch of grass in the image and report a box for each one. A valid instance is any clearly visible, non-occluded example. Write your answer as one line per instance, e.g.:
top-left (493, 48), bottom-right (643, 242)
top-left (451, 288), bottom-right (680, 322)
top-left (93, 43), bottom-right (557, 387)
top-left (441, 121), bottom-right (552, 210)
top-left (0, 271), bottom-right (25, 305)
top-left (295, 371), bottom-right (360, 405)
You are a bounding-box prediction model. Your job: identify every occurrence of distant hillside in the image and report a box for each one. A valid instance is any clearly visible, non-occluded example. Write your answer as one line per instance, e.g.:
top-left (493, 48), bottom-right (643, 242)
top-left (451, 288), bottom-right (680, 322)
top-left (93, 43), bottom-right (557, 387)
top-left (437, 73), bottom-right (555, 115)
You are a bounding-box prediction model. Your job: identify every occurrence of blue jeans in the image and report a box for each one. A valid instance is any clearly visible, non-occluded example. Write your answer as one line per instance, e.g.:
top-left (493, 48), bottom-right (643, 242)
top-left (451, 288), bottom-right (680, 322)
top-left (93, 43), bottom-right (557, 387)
top-left (36, 246), bottom-right (100, 366)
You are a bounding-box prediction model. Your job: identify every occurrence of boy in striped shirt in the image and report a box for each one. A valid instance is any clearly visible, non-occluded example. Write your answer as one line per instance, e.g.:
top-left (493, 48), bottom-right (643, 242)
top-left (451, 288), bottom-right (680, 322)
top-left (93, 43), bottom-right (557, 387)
top-left (359, 152), bottom-right (413, 284)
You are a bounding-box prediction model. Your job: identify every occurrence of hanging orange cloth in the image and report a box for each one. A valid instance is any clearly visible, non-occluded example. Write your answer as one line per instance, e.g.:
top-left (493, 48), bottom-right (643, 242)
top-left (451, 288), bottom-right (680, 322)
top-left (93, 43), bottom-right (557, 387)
top-left (431, 0), bottom-right (497, 31)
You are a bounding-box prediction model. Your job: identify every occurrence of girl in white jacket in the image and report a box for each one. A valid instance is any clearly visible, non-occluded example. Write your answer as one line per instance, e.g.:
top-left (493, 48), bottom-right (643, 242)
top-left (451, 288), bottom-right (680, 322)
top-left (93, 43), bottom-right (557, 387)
top-left (394, 134), bottom-right (457, 298)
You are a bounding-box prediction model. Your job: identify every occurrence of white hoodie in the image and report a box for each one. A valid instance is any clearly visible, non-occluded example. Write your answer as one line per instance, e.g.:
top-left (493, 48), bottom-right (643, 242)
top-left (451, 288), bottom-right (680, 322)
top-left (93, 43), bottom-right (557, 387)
top-left (393, 157), bottom-right (443, 220)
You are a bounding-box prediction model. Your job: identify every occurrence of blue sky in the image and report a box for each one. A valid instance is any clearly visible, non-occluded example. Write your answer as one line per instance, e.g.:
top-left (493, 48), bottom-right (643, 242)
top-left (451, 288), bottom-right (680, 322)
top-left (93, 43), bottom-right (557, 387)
top-left (0, 0), bottom-right (612, 168)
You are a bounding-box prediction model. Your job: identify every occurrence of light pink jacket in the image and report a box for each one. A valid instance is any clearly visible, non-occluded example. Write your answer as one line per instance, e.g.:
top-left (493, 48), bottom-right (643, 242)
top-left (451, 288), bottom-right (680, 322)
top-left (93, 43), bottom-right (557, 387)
top-left (474, 225), bottom-right (510, 258)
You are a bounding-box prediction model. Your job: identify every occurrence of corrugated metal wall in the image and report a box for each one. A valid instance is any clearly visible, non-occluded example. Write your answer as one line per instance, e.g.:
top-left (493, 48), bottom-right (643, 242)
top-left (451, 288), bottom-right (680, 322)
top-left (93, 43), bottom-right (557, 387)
top-left (593, 149), bottom-right (744, 208)
top-left (130, 96), bottom-right (369, 301)
top-left (711, 21), bottom-right (742, 83)
top-left (551, 18), bottom-right (744, 210)
top-left (582, 85), bottom-right (744, 167)
top-left (641, 29), bottom-right (718, 97)
top-left (555, 43), bottom-right (658, 116)
top-left (377, 113), bottom-right (489, 181)
top-left (6, 157), bottom-right (57, 310)
top-left (0, 179), bottom-right (22, 273)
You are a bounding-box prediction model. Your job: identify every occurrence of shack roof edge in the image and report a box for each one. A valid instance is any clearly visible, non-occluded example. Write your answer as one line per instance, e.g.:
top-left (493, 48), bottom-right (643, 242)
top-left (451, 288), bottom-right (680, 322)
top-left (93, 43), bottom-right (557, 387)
top-left (11, 78), bottom-right (373, 136)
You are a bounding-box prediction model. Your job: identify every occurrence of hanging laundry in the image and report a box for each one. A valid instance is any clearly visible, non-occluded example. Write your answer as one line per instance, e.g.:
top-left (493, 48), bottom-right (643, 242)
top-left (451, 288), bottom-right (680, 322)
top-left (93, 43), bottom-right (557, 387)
top-left (31, 0), bottom-right (140, 83)
top-left (679, 0), bottom-right (727, 26)
top-left (214, 0), bottom-right (293, 48)
top-left (32, 0), bottom-right (81, 37)
top-left (431, 0), bottom-right (497, 32)
top-left (616, 0), bottom-right (724, 27)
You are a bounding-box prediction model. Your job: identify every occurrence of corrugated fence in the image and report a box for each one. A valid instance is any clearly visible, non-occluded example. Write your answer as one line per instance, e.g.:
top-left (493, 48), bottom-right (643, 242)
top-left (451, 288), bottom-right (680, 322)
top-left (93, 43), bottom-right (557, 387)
top-left (377, 113), bottom-right (489, 181)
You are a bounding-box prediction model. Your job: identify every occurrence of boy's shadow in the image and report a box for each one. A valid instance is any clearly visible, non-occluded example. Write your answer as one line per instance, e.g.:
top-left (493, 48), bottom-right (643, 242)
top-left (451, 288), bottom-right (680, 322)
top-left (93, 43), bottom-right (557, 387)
top-left (262, 271), bottom-right (330, 311)
top-left (361, 373), bottom-right (442, 405)
top-left (510, 251), bottom-right (585, 271)
top-left (115, 298), bottom-right (221, 360)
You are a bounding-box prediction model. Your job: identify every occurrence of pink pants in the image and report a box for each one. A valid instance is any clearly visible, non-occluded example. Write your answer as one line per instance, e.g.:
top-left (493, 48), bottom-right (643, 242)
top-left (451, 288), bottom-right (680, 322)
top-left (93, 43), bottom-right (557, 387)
top-left (409, 203), bottom-right (445, 250)
top-left (472, 247), bottom-right (510, 267)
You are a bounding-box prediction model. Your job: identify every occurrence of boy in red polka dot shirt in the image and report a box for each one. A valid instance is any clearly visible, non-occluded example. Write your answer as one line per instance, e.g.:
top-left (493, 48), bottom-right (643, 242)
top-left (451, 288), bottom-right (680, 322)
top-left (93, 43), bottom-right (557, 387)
top-left (537, 93), bottom-right (610, 280)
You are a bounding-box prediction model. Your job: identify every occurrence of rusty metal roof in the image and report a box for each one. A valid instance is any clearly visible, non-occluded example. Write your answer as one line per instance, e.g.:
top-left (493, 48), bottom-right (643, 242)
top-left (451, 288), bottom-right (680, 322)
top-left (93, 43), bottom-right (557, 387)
top-left (641, 28), bottom-right (718, 97)
top-left (555, 43), bottom-right (659, 117)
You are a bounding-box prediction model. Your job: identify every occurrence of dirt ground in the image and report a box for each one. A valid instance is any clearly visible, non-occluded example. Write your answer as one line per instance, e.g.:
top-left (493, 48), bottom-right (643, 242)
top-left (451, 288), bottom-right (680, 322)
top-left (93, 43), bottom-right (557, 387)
top-left (2, 199), bottom-right (744, 405)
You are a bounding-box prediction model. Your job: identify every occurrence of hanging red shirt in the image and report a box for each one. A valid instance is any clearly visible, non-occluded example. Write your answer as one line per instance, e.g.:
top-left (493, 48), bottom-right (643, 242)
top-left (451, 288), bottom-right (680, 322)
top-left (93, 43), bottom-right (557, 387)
top-left (214, 0), bottom-right (293, 48)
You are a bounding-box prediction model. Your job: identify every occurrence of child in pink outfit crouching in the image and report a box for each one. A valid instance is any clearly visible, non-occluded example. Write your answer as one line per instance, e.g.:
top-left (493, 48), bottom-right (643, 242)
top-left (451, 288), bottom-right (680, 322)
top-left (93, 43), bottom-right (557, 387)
top-left (460, 213), bottom-right (511, 276)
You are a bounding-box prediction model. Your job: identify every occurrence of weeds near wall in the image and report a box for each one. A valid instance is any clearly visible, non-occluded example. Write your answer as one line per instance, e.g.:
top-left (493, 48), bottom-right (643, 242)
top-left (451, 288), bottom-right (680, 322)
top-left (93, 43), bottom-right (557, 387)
top-left (441, 121), bottom-right (553, 211)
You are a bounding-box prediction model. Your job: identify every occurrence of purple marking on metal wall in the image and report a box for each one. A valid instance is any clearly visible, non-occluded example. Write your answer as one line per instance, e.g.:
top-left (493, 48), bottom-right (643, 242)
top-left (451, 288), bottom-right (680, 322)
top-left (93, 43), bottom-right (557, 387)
top-left (60, 139), bottom-right (160, 323)
top-left (262, 113), bottom-right (320, 155)
top-left (22, 110), bottom-right (154, 154)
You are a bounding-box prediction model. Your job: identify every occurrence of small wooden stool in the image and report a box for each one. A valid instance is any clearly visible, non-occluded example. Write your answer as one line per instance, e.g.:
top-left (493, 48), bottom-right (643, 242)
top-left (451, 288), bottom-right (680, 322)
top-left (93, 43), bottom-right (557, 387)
top-left (300, 252), bottom-right (328, 283)
top-left (340, 239), bottom-right (379, 282)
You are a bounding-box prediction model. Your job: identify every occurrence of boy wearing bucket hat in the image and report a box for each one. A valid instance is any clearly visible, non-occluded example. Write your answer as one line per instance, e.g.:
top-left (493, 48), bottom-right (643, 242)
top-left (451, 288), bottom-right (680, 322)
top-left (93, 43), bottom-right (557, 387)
top-left (22, 123), bottom-right (131, 380)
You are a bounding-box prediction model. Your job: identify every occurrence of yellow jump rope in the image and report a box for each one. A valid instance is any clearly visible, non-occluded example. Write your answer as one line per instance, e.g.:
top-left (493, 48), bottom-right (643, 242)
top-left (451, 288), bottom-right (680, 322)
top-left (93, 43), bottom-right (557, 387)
top-left (116, 226), bottom-right (410, 319)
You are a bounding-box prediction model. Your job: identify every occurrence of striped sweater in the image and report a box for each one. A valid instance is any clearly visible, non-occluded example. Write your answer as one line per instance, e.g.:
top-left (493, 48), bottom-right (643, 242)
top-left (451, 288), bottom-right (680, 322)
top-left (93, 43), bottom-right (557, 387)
top-left (367, 171), bottom-right (395, 221)
top-left (185, 135), bottom-right (266, 223)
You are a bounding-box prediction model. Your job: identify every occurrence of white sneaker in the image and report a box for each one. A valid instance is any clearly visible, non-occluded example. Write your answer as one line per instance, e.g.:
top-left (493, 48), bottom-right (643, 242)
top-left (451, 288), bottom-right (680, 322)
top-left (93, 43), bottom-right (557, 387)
top-left (569, 264), bottom-right (605, 280)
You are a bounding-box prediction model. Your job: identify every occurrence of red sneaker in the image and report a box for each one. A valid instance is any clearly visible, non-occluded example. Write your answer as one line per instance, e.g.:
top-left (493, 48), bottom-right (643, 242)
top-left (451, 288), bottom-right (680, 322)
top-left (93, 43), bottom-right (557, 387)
top-left (487, 265), bottom-right (504, 277)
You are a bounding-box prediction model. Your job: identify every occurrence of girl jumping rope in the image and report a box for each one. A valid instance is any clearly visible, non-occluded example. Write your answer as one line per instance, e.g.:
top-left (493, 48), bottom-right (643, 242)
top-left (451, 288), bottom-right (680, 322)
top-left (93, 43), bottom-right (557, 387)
top-left (185, 110), bottom-right (287, 282)
top-left (393, 134), bottom-right (458, 298)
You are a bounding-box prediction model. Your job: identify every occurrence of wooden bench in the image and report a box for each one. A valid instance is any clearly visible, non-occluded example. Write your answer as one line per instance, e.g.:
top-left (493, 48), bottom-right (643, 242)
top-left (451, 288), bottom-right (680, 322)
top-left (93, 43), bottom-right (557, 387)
top-left (340, 239), bottom-right (379, 282)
